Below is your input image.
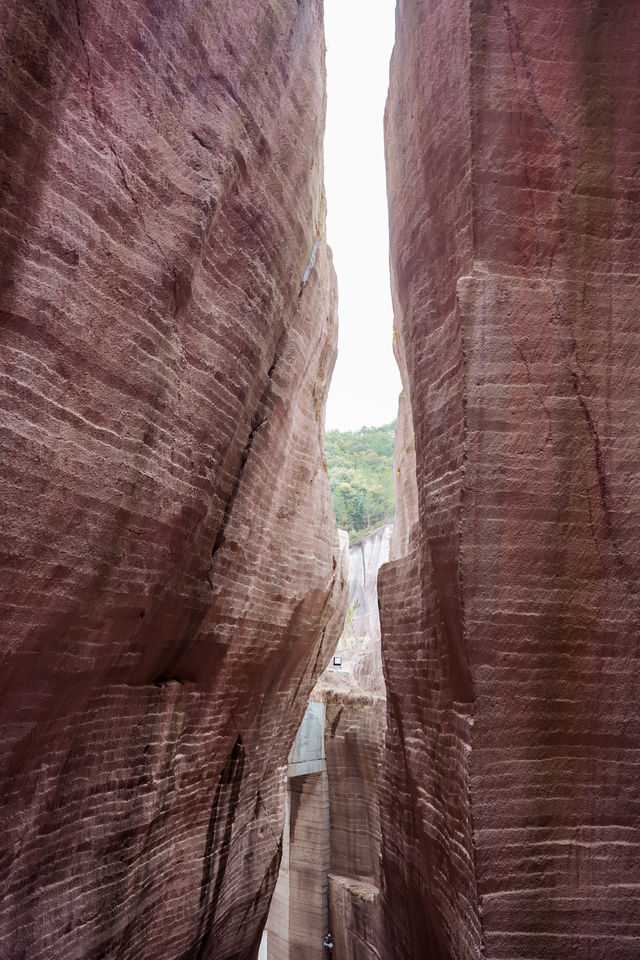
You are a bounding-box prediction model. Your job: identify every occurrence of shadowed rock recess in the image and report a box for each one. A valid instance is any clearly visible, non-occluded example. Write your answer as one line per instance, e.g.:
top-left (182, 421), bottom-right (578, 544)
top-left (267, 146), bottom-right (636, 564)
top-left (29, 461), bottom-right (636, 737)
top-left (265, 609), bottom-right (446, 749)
top-left (264, 526), bottom-right (387, 960)
top-left (0, 2), bottom-right (348, 959)
top-left (381, 2), bottom-right (640, 959)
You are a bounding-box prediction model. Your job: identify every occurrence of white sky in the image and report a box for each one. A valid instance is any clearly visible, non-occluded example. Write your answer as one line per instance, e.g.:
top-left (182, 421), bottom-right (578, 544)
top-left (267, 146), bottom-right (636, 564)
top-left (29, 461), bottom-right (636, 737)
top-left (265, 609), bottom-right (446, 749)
top-left (323, 0), bottom-right (401, 432)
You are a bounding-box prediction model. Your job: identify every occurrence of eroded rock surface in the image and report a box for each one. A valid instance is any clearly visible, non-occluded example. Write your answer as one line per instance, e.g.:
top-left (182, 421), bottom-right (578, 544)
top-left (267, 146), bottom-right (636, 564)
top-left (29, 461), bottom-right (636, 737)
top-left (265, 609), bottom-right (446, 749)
top-left (328, 875), bottom-right (381, 960)
top-left (382, 2), bottom-right (640, 958)
top-left (266, 527), bottom-right (387, 960)
top-left (266, 684), bottom-right (385, 960)
top-left (0, 2), bottom-right (347, 958)
top-left (342, 522), bottom-right (391, 693)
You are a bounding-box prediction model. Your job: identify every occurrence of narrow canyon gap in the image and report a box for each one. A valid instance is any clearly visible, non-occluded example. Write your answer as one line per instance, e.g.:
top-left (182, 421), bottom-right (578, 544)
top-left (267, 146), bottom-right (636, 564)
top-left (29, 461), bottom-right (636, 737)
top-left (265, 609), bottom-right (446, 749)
top-left (0, 2), bottom-right (348, 959)
top-left (3, 1), bottom-right (640, 960)
top-left (380, 2), bottom-right (640, 959)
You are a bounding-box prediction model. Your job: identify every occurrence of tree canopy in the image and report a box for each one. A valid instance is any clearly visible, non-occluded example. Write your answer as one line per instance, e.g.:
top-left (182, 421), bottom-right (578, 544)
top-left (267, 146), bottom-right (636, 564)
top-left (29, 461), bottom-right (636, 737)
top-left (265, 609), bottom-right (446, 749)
top-left (324, 420), bottom-right (396, 544)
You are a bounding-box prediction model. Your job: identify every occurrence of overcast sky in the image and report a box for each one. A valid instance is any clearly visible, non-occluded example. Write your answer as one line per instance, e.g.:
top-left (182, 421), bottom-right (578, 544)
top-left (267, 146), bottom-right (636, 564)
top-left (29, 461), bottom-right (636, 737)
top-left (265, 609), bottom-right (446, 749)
top-left (323, 0), bottom-right (401, 433)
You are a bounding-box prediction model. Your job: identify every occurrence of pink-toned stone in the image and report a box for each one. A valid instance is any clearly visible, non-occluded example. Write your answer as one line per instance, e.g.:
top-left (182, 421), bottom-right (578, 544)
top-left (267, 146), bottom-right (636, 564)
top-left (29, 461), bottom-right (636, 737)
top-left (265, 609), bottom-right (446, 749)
top-left (0, 2), bottom-right (347, 959)
top-left (265, 529), bottom-right (388, 959)
top-left (325, 690), bottom-right (385, 888)
top-left (328, 875), bottom-right (381, 960)
top-left (382, 1), bottom-right (640, 958)
top-left (342, 522), bottom-right (392, 693)
top-left (388, 389), bottom-right (418, 562)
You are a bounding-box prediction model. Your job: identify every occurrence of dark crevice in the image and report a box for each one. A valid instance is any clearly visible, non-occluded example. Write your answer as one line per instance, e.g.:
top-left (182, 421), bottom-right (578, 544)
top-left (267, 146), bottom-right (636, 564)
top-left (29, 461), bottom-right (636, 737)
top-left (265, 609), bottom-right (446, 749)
top-left (153, 675), bottom-right (184, 687)
top-left (206, 326), bottom-right (289, 584)
top-left (508, 329), bottom-right (552, 448)
top-left (185, 735), bottom-right (246, 960)
top-left (310, 627), bottom-right (327, 682)
top-left (206, 416), bottom-right (270, 583)
top-left (191, 130), bottom-right (214, 151)
top-left (570, 370), bottom-right (630, 580)
top-left (236, 838), bottom-right (282, 934)
top-left (501, 0), bottom-right (569, 147)
top-left (254, 789), bottom-right (281, 848)
top-left (579, 458), bottom-right (606, 572)
top-left (73, 0), bottom-right (92, 81)
top-left (330, 707), bottom-right (344, 739)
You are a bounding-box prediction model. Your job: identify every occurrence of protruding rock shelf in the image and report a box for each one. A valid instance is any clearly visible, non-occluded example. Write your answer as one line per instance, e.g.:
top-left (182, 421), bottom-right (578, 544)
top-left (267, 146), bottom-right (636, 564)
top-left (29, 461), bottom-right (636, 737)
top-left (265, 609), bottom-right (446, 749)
top-left (381, 2), bottom-right (640, 959)
top-left (0, 2), bottom-right (347, 959)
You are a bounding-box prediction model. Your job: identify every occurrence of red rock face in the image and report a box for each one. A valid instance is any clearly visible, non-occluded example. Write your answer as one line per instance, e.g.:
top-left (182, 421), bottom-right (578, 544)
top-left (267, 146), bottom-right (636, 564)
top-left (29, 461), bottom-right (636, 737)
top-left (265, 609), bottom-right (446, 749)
top-left (328, 875), bottom-right (381, 960)
top-left (325, 691), bottom-right (385, 889)
top-left (382, 1), bottom-right (640, 958)
top-left (0, 2), bottom-right (347, 958)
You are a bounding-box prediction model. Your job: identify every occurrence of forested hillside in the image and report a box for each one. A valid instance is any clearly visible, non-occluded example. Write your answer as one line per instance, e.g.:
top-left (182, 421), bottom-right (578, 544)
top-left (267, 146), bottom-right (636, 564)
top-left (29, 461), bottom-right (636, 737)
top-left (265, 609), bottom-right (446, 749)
top-left (324, 421), bottom-right (395, 544)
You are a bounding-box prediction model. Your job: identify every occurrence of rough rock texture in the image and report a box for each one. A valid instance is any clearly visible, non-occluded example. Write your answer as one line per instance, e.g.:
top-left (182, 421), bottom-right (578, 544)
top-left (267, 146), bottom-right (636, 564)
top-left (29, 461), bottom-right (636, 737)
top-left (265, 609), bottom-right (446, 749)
top-left (265, 529), bottom-right (388, 960)
top-left (266, 686), bottom-right (385, 960)
top-left (381, 2), bottom-right (640, 959)
top-left (323, 527), bottom-right (388, 906)
top-left (324, 688), bottom-right (385, 960)
top-left (320, 535), bottom-right (387, 960)
top-left (328, 876), bottom-right (381, 960)
top-left (266, 700), bottom-right (330, 960)
top-left (343, 522), bottom-right (391, 693)
top-left (325, 689), bottom-right (384, 888)
top-left (348, 524), bottom-right (392, 645)
top-left (387, 389), bottom-right (418, 562)
top-left (0, 2), bottom-right (348, 959)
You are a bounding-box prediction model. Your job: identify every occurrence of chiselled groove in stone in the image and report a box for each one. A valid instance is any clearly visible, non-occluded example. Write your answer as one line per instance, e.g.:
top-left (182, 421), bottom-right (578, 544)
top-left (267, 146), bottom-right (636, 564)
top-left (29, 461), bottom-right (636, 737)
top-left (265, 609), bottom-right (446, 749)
top-left (382, 0), bottom-right (640, 956)
top-left (73, 0), bottom-right (178, 317)
top-left (114, 687), bottom-right (187, 959)
top-left (191, 131), bottom-right (214, 152)
top-left (501, 0), bottom-right (569, 147)
top-left (570, 370), bottom-right (631, 582)
top-left (189, 735), bottom-right (246, 960)
top-left (0, 0), bottom-right (348, 956)
top-left (236, 838), bottom-right (282, 935)
top-left (206, 325), bottom-right (288, 576)
top-left (74, 0), bottom-right (92, 80)
top-left (508, 329), bottom-right (553, 447)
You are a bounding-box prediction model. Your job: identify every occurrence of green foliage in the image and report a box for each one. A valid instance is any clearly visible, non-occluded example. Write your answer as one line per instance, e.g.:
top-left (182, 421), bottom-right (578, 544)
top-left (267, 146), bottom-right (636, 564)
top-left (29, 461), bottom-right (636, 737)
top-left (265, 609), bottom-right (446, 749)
top-left (343, 598), bottom-right (363, 636)
top-left (324, 420), bottom-right (396, 544)
top-left (342, 598), bottom-right (367, 641)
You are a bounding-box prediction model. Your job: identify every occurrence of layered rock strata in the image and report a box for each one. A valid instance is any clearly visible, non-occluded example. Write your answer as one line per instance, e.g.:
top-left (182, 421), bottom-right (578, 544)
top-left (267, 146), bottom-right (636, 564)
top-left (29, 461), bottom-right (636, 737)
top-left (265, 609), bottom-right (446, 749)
top-left (266, 683), bottom-right (386, 960)
top-left (325, 688), bottom-right (385, 960)
top-left (328, 876), bottom-right (381, 960)
top-left (343, 522), bottom-right (392, 693)
top-left (381, 2), bottom-right (640, 958)
top-left (0, 2), bottom-right (348, 959)
top-left (265, 699), bottom-right (331, 960)
top-left (266, 527), bottom-right (388, 959)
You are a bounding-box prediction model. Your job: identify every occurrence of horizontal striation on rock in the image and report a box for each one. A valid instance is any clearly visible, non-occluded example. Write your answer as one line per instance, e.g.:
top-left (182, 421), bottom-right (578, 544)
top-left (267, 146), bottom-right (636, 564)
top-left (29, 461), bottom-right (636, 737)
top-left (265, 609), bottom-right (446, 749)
top-left (342, 522), bottom-right (392, 694)
top-left (328, 875), bottom-right (382, 960)
top-left (0, 1), bottom-right (348, 959)
top-left (325, 690), bottom-right (385, 889)
top-left (382, 1), bottom-right (640, 959)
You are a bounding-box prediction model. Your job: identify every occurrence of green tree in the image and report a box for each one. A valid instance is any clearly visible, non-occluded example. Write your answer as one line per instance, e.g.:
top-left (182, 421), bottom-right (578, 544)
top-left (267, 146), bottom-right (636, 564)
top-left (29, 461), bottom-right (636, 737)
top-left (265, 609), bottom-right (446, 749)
top-left (324, 420), bottom-right (395, 544)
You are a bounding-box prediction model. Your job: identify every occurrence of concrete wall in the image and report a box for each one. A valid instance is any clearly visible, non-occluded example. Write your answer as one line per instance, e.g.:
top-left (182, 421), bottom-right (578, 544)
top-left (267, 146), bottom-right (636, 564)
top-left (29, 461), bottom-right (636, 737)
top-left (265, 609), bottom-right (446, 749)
top-left (266, 700), bottom-right (330, 960)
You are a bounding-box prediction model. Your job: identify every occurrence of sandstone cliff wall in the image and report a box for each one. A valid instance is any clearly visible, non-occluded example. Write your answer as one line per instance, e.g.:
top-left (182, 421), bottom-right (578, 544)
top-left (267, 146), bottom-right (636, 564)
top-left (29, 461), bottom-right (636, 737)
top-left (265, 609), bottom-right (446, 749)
top-left (343, 523), bottom-right (392, 693)
top-left (0, 2), bottom-right (347, 959)
top-left (325, 690), bottom-right (385, 889)
top-left (266, 525), bottom-right (388, 959)
top-left (381, 2), bottom-right (640, 958)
